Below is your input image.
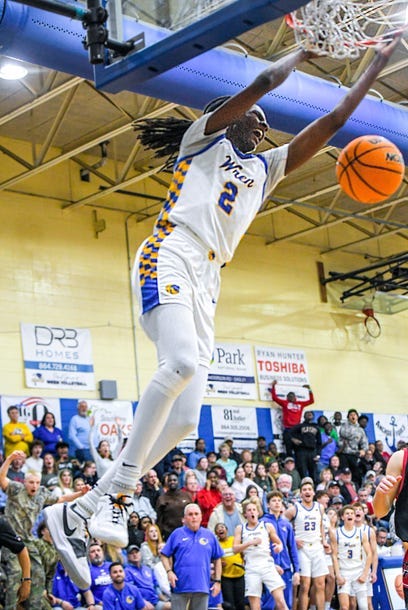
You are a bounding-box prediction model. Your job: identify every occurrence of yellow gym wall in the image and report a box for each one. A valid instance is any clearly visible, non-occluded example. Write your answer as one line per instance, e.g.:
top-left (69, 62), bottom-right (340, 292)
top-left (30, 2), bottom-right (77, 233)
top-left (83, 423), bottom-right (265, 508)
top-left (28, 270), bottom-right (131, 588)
top-left (0, 141), bottom-right (407, 414)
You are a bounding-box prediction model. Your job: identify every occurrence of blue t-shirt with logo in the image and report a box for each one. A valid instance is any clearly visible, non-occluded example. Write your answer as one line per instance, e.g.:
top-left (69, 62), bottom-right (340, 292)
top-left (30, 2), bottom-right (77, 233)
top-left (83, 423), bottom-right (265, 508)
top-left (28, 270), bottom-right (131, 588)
top-left (161, 525), bottom-right (223, 594)
top-left (102, 582), bottom-right (145, 610)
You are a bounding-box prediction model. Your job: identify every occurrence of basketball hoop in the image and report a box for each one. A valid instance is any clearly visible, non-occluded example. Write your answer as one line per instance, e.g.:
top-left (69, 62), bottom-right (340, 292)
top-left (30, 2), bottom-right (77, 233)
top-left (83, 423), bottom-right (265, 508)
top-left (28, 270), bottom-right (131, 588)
top-left (286, 0), bottom-right (408, 59)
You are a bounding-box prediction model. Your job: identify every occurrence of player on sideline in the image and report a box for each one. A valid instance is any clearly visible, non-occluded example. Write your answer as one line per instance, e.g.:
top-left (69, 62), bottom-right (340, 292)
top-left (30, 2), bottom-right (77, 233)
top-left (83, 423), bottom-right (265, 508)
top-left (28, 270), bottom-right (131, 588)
top-left (329, 505), bottom-right (371, 610)
top-left (285, 480), bottom-right (330, 610)
top-left (233, 499), bottom-right (287, 610)
top-left (352, 502), bottom-right (378, 610)
top-left (373, 447), bottom-right (408, 608)
top-left (44, 34), bottom-right (401, 591)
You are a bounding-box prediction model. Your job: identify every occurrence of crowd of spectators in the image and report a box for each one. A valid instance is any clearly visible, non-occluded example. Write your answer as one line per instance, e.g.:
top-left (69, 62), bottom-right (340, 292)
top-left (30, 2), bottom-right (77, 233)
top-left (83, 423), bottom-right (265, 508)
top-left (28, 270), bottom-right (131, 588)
top-left (0, 398), bottom-right (405, 610)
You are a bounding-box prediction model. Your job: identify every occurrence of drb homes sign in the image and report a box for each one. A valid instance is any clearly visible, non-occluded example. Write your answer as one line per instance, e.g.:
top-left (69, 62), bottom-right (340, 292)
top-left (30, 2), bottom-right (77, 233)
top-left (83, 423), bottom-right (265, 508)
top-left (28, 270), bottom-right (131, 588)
top-left (21, 323), bottom-right (95, 390)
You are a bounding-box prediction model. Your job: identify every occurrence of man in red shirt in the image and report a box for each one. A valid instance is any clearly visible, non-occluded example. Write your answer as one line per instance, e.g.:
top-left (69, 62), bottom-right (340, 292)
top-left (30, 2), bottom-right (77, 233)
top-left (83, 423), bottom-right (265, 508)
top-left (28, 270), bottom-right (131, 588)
top-left (269, 380), bottom-right (314, 457)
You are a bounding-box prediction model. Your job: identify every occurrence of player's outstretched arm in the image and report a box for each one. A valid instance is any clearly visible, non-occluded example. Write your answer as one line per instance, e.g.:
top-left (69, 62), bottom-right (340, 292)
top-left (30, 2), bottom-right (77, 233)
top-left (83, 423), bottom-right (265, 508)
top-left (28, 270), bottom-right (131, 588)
top-left (285, 34), bottom-right (401, 174)
top-left (373, 449), bottom-right (404, 517)
top-left (205, 47), bottom-right (313, 135)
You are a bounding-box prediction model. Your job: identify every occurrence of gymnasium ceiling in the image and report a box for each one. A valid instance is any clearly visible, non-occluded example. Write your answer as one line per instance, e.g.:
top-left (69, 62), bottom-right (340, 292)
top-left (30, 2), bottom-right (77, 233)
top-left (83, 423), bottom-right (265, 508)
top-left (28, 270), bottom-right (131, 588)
top-left (1, 0), bottom-right (408, 286)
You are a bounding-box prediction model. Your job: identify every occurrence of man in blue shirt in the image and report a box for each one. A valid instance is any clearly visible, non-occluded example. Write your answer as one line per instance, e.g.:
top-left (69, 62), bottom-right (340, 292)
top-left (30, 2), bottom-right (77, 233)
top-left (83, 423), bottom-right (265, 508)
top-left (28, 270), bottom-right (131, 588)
top-left (160, 503), bottom-right (223, 610)
top-left (68, 400), bottom-right (91, 463)
top-left (261, 491), bottom-right (300, 609)
top-left (103, 562), bottom-right (146, 610)
top-left (88, 542), bottom-right (112, 605)
top-left (125, 544), bottom-right (170, 610)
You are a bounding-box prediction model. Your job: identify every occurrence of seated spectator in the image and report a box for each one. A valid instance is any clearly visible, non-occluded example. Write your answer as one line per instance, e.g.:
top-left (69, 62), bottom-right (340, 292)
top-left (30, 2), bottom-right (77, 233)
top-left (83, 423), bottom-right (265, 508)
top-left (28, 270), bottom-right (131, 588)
top-left (359, 449), bottom-right (376, 479)
top-left (53, 468), bottom-right (74, 498)
top-left (252, 436), bottom-right (268, 465)
top-left (376, 527), bottom-right (392, 557)
top-left (125, 545), bottom-right (171, 610)
top-left (207, 488), bottom-right (245, 535)
top-left (374, 440), bottom-right (391, 465)
top-left (193, 456), bottom-right (209, 489)
top-left (242, 484), bottom-right (264, 516)
top-left (281, 457), bottom-right (301, 491)
top-left (216, 443), bottom-right (237, 484)
top-left (81, 460), bottom-right (98, 487)
top-left (24, 439), bottom-right (44, 475)
top-left (89, 416), bottom-right (123, 478)
top-left (187, 438), bottom-right (207, 469)
top-left (330, 494), bottom-right (345, 511)
top-left (33, 412), bottom-right (63, 456)
top-left (169, 454), bottom-right (187, 487)
top-left (338, 467), bottom-right (358, 503)
top-left (73, 475), bottom-right (87, 493)
top-left (265, 442), bottom-right (280, 465)
top-left (243, 460), bottom-right (257, 481)
top-left (207, 451), bottom-right (218, 467)
top-left (254, 463), bottom-right (274, 495)
top-left (88, 541), bottom-right (112, 606)
top-left (41, 452), bottom-right (59, 492)
top-left (181, 470), bottom-right (199, 502)
top-left (7, 453), bottom-right (26, 483)
top-left (55, 442), bottom-right (81, 478)
top-left (133, 480), bottom-right (157, 521)
top-left (316, 467), bottom-right (334, 491)
top-left (267, 459), bottom-right (282, 487)
top-left (230, 465), bottom-right (253, 502)
top-left (328, 454), bottom-right (341, 480)
top-left (276, 474), bottom-right (296, 507)
top-left (196, 470), bottom-right (222, 528)
top-left (240, 448), bottom-right (253, 464)
top-left (128, 511), bottom-right (146, 548)
top-left (140, 523), bottom-right (164, 568)
top-left (2, 405), bottom-right (33, 457)
top-left (140, 516), bottom-right (154, 532)
top-left (51, 561), bottom-right (95, 609)
top-left (142, 470), bottom-right (162, 509)
top-left (356, 486), bottom-right (374, 514)
top-left (327, 480), bottom-right (342, 502)
top-left (103, 562), bottom-right (145, 610)
top-left (223, 437), bottom-right (242, 465)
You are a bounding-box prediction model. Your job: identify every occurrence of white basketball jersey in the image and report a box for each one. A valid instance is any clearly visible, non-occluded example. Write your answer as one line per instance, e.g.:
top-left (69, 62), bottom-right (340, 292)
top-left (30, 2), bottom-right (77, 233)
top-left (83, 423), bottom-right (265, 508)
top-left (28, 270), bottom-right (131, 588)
top-left (156, 114), bottom-right (288, 265)
top-left (293, 501), bottom-right (323, 544)
top-left (241, 521), bottom-right (272, 566)
top-left (336, 526), bottom-right (364, 572)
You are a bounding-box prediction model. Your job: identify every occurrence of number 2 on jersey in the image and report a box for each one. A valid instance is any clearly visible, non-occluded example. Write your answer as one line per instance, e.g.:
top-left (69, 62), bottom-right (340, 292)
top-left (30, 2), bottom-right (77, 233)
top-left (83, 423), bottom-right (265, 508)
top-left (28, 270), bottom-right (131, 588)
top-left (218, 181), bottom-right (238, 215)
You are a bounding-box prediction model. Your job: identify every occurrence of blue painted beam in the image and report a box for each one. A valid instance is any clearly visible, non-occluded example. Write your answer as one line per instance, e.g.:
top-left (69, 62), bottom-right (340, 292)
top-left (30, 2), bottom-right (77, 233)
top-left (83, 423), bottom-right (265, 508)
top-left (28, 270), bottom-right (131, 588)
top-left (93, 0), bottom-right (309, 90)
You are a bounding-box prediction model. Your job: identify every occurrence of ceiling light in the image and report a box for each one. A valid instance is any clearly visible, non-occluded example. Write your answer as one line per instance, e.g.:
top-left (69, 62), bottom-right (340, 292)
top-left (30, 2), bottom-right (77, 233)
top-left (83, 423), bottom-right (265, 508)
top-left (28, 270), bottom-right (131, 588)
top-left (0, 63), bottom-right (28, 80)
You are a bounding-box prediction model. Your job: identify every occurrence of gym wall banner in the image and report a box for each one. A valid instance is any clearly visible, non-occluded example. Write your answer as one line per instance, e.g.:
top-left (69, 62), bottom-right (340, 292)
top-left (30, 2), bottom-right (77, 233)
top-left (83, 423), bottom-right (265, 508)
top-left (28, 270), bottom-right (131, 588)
top-left (255, 345), bottom-right (311, 402)
top-left (205, 342), bottom-right (257, 400)
top-left (20, 323), bottom-right (95, 390)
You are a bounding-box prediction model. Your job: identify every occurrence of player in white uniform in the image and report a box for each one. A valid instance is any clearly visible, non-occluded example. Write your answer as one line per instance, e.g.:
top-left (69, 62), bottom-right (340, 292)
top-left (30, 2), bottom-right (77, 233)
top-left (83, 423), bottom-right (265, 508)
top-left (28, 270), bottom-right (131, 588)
top-left (352, 503), bottom-right (378, 610)
top-left (285, 481), bottom-right (329, 610)
top-left (329, 505), bottom-right (371, 610)
top-left (233, 500), bottom-right (287, 610)
top-left (316, 490), bottom-right (335, 610)
top-left (43, 35), bottom-right (401, 590)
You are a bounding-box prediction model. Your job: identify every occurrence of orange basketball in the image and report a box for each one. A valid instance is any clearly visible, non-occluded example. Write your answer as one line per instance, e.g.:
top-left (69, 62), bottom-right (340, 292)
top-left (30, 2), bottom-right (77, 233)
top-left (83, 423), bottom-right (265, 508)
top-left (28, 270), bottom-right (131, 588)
top-left (336, 135), bottom-right (405, 204)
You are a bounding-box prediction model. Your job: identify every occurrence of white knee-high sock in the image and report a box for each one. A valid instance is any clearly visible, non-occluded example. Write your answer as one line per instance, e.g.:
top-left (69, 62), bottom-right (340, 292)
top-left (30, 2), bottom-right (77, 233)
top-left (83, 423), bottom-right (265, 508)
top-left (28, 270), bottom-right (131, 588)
top-left (141, 364), bottom-right (209, 473)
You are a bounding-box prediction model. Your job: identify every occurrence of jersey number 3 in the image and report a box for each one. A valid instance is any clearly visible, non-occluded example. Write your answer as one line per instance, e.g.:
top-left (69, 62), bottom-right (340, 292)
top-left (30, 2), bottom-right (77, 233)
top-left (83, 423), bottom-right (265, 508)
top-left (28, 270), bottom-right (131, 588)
top-left (218, 181), bottom-right (238, 215)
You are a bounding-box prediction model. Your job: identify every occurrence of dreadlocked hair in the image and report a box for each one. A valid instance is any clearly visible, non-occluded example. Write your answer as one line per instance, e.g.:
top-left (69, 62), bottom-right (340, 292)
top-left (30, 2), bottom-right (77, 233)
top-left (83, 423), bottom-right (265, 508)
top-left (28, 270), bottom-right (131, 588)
top-left (133, 117), bottom-right (193, 159)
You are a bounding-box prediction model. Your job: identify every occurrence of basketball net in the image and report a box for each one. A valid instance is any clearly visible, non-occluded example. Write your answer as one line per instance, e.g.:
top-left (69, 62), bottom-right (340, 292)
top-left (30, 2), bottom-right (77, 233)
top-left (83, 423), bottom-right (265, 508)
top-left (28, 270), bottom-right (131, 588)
top-left (286, 0), bottom-right (408, 59)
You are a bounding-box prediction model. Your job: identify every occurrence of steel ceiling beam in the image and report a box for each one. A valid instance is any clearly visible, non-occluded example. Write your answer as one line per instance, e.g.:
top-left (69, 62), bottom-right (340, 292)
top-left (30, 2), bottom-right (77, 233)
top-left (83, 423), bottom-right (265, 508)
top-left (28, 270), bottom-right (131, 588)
top-left (93, 0), bottom-right (310, 90)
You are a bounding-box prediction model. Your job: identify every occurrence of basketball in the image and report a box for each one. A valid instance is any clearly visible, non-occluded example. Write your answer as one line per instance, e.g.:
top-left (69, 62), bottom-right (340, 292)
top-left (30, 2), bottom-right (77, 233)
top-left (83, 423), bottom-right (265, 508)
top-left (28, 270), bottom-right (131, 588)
top-left (336, 135), bottom-right (405, 204)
